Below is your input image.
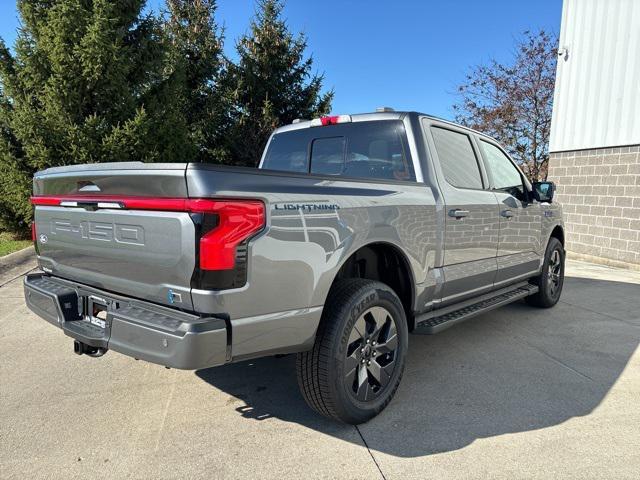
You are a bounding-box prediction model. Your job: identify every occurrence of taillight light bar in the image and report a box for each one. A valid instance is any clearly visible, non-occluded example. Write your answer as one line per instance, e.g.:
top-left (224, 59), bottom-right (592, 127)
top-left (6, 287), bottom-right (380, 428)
top-left (30, 195), bottom-right (266, 271)
top-left (31, 195), bottom-right (220, 213)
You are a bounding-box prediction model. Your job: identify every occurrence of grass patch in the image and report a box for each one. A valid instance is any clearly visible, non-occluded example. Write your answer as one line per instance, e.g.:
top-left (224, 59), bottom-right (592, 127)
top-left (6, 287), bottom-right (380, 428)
top-left (0, 232), bottom-right (32, 257)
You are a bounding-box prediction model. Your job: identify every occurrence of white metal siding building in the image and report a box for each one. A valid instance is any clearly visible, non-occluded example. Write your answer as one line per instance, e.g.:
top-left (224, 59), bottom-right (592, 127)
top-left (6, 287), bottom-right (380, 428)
top-left (548, 0), bottom-right (640, 268)
top-left (550, 0), bottom-right (640, 152)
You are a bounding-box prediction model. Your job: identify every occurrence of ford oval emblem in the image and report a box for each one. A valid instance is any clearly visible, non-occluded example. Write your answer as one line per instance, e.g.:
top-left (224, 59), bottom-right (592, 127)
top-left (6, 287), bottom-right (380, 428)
top-left (39, 234), bottom-right (48, 244)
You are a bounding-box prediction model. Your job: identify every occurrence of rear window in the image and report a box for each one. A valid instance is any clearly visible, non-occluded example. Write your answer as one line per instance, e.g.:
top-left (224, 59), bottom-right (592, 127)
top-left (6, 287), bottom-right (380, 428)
top-left (262, 120), bottom-right (416, 182)
top-left (311, 137), bottom-right (345, 175)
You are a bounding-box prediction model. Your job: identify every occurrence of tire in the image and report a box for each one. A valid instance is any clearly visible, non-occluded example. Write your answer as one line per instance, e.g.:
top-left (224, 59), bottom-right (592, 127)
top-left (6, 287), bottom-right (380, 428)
top-left (296, 279), bottom-right (408, 424)
top-left (526, 237), bottom-right (565, 308)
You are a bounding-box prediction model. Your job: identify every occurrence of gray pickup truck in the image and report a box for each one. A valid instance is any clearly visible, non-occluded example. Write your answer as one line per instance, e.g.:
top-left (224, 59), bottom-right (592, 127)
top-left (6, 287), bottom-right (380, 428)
top-left (24, 110), bottom-right (564, 424)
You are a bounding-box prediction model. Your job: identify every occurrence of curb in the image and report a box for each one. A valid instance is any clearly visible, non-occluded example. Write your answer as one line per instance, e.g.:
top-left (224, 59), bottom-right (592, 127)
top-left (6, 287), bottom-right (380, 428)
top-left (0, 245), bottom-right (35, 270)
top-left (566, 251), bottom-right (640, 272)
top-left (0, 246), bottom-right (37, 286)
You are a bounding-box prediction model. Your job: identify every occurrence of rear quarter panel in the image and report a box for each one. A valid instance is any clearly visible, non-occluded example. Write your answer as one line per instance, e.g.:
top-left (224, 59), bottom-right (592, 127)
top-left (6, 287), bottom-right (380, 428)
top-left (187, 166), bottom-right (438, 355)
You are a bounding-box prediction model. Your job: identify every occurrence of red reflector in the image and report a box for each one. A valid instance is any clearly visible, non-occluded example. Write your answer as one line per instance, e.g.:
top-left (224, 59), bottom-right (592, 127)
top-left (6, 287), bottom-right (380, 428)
top-left (199, 201), bottom-right (265, 270)
top-left (31, 222), bottom-right (36, 242)
top-left (320, 115), bottom-right (340, 126)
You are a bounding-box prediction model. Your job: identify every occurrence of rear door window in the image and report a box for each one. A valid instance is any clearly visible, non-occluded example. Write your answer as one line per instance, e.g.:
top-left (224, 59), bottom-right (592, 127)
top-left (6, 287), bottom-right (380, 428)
top-left (430, 126), bottom-right (483, 189)
top-left (262, 120), bottom-right (416, 182)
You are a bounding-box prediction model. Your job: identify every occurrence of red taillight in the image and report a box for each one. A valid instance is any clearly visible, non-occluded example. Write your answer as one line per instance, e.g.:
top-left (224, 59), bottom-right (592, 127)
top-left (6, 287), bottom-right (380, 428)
top-left (29, 195), bottom-right (266, 271)
top-left (195, 201), bottom-right (265, 270)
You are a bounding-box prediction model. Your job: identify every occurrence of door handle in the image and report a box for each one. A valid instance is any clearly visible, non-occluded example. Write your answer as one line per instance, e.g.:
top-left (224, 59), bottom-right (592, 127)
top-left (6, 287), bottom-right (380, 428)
top-left (448, 209), bottom-right (469, 219)
top-left (501, 209), bottom-right (514, 218)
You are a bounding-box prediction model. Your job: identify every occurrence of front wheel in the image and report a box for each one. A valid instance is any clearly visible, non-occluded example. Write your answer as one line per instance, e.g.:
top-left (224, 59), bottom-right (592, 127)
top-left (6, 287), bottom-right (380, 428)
top-left (526, 237), bottom-right (565, 308)
top-left (296, 279), bottom-right (408, 424)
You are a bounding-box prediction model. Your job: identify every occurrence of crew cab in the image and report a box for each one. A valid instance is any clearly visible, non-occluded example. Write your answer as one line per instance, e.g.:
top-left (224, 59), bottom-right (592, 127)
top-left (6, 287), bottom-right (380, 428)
top-left (24, 111), bottom-right (565, 424)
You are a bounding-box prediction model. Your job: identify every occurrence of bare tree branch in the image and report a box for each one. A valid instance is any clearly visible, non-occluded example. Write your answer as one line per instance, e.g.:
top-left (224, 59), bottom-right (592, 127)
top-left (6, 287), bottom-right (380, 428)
top-left (453, 30), bottom-right (557, 181)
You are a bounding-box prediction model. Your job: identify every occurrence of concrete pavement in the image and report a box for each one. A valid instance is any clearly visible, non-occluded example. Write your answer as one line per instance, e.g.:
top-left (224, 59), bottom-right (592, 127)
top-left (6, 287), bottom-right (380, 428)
top-left (1, 259), bottom-right (639, 479)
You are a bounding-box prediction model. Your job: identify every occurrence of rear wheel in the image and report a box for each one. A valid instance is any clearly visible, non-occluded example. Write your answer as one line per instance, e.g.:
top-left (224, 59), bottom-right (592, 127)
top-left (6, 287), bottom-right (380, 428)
top-left (526, 237), bottom-right (565, 308)
top-left (296, 279), bottom-right (408, 424)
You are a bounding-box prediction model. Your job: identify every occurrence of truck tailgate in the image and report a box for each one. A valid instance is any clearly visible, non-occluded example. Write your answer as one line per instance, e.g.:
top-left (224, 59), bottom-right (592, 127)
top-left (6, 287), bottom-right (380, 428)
top-left (32, 163), bottom-right (196, 310)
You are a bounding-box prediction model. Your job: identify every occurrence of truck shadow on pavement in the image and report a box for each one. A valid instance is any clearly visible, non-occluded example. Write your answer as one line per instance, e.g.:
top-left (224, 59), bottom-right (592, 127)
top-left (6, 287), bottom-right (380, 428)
top-left (196, 276), bottom-right (640, 457)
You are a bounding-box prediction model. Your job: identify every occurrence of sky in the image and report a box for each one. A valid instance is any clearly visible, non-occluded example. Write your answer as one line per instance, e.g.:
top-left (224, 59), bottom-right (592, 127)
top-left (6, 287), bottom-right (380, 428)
top-left (0, 0), bottom-right (562, 120)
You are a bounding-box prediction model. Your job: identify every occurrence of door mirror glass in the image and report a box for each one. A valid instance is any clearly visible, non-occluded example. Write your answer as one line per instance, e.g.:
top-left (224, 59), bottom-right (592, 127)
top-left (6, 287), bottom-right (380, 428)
top-left (532, 181), bottom-right (555, 203)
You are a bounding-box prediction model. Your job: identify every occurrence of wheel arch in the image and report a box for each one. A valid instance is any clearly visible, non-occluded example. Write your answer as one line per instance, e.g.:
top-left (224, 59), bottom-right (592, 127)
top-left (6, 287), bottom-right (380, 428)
top-left (550, 224), bottom-right (565, 247)
top-left (325, 241), bottom-right (416, 330)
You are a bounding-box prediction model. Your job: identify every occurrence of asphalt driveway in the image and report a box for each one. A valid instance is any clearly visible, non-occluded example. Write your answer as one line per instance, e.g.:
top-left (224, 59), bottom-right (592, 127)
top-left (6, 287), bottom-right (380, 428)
top-left (1, 258), bottom-right (639, 479)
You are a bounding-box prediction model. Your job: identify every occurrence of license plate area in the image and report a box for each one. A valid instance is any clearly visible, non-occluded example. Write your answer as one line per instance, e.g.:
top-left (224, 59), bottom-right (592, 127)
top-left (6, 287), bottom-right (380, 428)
top-left (84, 296), bottom-right (113, 330)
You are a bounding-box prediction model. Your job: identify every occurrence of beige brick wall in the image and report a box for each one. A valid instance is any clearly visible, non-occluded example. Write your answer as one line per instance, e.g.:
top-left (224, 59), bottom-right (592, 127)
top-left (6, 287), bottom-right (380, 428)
top-left (548, 145), bottom-right (640, 266)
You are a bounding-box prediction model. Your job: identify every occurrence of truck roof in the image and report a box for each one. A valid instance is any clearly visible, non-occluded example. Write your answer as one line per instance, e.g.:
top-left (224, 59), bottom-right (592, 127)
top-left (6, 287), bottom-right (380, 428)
top-left (274, 111), bottom-right (497, 143)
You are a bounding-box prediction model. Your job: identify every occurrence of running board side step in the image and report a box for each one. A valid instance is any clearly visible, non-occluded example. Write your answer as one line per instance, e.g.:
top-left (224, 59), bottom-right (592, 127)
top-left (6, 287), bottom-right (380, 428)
top-left (413, 282), bottom-right (539, 334)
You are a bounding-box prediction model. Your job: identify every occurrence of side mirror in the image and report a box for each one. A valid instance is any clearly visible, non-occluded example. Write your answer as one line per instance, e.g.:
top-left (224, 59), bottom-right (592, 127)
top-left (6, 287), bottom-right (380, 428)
top-left (532, 181), bottom-right (555, 203)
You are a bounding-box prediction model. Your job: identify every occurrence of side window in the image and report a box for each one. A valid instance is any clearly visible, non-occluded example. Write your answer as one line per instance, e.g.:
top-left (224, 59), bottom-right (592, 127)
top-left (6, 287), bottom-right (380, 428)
top-left (430, 127), bottom-right (483, 189)
top-left (480, 140), bottom-right (525, 201)
top-left (310, 137), bottom-right (345, 175)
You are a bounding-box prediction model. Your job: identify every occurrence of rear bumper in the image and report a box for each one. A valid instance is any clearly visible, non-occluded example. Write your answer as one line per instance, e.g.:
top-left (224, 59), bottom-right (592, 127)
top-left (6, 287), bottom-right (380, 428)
top-left (23, 274), bottom-right (229, 370)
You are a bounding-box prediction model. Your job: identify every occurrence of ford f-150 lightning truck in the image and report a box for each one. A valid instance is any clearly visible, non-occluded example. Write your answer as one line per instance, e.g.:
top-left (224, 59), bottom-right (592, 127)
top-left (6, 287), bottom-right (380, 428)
top-left (24, 110), bottom-right (565, 424)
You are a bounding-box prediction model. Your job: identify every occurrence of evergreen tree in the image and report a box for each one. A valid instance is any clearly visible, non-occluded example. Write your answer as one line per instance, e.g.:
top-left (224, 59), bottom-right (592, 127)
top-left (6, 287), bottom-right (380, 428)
top-left (0, 0), bottom-right (335, 234)
top-left (164, 0), bottom-right (229, 162)
top-left (0, 0), bottom-right (187, 234)
top-left (226, 0), bottom-right (333, 167)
